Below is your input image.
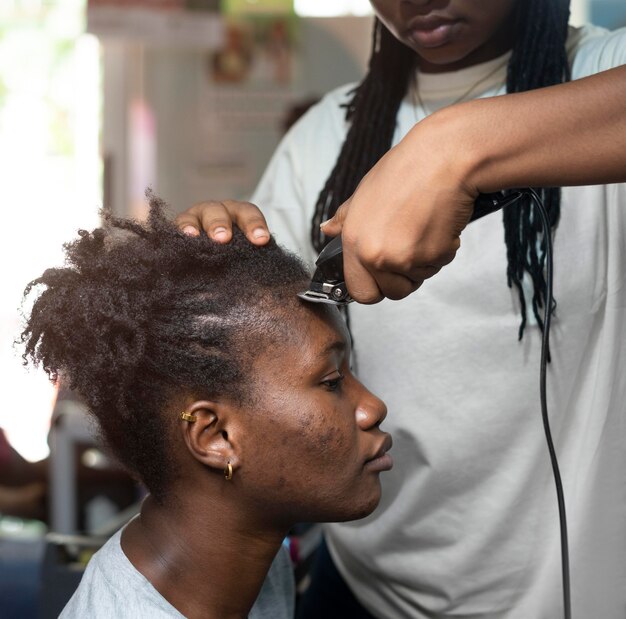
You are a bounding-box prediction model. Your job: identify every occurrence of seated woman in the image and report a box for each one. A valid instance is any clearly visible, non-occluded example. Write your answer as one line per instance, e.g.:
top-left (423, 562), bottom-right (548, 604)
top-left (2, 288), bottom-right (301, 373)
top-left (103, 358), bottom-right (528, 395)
top-left (20, 195), bottom-right (392, 619)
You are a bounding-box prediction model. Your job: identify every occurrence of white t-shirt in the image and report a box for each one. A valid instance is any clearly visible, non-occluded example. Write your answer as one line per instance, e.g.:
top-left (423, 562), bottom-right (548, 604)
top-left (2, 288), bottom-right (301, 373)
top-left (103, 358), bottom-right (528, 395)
top-left (252, 25), bottom-right (626, 619)
top-left (60, 528), bottom-right (295, 618)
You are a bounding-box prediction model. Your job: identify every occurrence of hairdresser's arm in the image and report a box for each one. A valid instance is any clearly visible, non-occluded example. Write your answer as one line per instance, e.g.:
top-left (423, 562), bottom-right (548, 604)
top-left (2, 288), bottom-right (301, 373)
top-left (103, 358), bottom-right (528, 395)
top-left (322, 64), bottom-right (626, 303)
top-left (175, 199), bottom-right (270, 244)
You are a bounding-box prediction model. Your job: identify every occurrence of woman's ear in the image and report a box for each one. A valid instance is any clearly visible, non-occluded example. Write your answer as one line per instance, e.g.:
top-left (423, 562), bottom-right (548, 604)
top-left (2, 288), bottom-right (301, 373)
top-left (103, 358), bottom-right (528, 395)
top-left (178, 400), bottom-right (241, 477)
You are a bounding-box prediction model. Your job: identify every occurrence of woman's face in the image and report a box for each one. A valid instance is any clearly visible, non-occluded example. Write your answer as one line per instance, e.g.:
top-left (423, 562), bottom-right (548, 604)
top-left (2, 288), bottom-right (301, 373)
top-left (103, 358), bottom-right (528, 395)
top-left (238, 303), bottom-right (392, 525)
top-left (370, 0), bottom-right (518, 72)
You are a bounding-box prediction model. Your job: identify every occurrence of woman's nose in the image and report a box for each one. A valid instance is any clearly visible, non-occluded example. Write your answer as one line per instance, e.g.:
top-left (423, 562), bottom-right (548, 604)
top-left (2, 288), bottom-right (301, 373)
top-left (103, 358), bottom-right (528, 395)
top-left (355, 389), bottom-right (388, 430)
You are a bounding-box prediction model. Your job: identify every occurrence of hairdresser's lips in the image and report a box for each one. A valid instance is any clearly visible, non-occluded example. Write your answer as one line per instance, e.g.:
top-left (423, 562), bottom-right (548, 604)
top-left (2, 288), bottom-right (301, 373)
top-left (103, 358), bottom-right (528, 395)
top-left (406, 16), bottom-right (462, 49)
top-left (364, 434), bottom-right (393, 473)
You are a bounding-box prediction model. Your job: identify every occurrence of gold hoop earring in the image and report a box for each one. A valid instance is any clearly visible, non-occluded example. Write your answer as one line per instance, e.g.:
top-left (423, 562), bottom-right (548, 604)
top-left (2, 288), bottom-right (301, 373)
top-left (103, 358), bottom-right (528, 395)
top-left (224, 462), bottom-right (233, 481)
top-left (180, 411), bottom-right (197, 423)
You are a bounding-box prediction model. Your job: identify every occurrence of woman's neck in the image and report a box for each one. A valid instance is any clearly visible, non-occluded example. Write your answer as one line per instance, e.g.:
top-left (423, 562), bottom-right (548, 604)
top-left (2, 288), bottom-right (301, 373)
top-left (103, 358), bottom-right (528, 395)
top-left (121, 495), bottom-right (287, 619)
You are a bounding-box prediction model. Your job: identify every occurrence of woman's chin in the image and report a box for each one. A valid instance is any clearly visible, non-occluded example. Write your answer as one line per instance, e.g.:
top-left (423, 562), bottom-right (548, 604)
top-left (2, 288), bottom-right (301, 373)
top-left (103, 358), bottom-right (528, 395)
top-left (333, 488), bottom-right (382, 523)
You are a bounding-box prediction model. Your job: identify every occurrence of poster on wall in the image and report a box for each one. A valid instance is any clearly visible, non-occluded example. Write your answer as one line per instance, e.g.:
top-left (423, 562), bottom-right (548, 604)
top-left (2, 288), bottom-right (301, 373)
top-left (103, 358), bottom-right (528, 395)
top-left (195, 3), bottom-right (301, 201)
top-left (197, 13), bottom-right (300, 201)
top-left (210, 17), bottom-right (295, 84)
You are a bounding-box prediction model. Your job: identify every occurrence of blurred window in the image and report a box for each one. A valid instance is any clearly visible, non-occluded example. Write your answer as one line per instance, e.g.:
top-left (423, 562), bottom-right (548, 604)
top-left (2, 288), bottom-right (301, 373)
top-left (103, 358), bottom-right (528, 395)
top-left (0, 0), bottom-right (101, 460)
top-left (294, 0), bottom-right (372, 17)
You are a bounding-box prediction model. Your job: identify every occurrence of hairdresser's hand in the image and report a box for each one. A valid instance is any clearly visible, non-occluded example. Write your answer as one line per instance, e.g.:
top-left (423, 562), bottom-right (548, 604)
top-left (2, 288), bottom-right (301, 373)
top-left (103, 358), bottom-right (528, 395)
top-left (322, 65), bottom-right (626, 303)
top-left (321, 116), bottom-right (476, 303)
top-left (175, 199), bottom-right (271, 244)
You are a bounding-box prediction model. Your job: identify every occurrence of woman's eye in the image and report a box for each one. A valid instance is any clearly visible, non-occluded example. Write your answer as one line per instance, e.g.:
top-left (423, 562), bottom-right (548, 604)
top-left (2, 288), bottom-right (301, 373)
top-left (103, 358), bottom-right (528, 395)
top-left (322, 373), bottom-right (345, 392)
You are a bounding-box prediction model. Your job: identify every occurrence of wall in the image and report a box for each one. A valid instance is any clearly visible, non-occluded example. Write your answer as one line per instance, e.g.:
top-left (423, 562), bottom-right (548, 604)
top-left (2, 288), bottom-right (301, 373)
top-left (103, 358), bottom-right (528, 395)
top-left (101, 16), bottom-right (373, 218)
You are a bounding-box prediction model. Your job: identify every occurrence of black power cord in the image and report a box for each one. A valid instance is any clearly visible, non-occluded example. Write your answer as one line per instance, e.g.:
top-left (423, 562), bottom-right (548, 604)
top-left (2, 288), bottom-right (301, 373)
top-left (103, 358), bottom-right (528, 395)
top-left (520, 188), bottom-right (571, 619)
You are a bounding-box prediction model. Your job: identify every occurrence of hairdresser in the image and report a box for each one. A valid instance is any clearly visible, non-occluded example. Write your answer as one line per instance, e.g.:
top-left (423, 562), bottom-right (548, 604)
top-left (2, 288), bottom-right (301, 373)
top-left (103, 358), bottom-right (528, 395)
top-left (177, 2), bottom-right (626, 617)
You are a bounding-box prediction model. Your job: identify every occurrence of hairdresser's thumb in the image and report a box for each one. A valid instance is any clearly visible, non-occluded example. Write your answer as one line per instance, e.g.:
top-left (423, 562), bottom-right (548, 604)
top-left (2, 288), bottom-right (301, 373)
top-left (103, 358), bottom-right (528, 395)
top-left (320, 201), bottom-right (348, 237)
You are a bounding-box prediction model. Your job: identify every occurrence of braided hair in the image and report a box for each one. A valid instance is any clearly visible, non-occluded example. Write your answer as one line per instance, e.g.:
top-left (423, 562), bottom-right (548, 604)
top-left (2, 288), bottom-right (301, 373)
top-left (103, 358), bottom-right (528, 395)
top-left (312, 0), bottom-right (571, 338)
top-left (20, 194), bottom-right (309, 500)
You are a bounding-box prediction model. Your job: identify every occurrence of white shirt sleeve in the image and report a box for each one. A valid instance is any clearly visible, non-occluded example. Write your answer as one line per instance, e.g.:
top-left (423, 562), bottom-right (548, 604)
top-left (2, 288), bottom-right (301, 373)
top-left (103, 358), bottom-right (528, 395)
top-left (251, 85), bottom-right (354, 267)
top-left (251, 130), bottom-right (316, 265)
top-left (570, 25), bottom-right (626, 77)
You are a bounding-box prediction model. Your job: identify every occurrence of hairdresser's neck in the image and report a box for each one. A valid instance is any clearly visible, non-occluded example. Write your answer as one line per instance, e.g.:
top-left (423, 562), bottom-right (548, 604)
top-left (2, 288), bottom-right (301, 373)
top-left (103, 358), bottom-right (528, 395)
top-left (121, 494), bottom-right (288, 619)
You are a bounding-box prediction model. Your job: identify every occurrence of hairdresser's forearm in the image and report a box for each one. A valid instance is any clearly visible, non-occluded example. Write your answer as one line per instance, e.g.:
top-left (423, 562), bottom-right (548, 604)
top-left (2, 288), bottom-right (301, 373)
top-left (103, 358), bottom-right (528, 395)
top-left (436, 65), bottom-right (626, 192)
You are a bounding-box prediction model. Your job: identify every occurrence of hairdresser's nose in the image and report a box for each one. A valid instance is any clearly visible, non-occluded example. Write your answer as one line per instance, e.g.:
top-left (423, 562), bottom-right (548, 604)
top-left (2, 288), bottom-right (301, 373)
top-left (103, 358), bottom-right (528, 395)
top-left (355, 387), bottom-right (388, 431)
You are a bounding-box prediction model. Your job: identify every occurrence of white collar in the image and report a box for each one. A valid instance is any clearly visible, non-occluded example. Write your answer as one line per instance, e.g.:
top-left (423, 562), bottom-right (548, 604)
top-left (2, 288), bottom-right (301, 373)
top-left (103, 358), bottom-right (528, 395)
top-left (414, 50), bottom-right (511, 103)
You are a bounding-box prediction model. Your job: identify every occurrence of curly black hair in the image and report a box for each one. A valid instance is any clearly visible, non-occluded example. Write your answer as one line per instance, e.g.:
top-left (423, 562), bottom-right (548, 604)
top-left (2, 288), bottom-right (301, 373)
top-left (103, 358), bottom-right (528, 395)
top-left (20, 194), bottom-right (310, 500)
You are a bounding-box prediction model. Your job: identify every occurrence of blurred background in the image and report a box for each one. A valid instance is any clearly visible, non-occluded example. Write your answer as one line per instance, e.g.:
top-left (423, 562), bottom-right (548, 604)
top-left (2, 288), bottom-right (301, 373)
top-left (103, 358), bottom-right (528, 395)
top-left (0, 0), bottom-right (624, 617)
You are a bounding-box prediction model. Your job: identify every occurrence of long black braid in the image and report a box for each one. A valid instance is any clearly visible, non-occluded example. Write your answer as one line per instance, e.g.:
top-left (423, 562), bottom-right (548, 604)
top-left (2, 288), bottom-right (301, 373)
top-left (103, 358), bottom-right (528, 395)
top-left (504, 0), bottom-right (570, 337)
top-left (312, 1), bottom-right (571, 339)
top-left (311, 23), bottom-right (417, 238)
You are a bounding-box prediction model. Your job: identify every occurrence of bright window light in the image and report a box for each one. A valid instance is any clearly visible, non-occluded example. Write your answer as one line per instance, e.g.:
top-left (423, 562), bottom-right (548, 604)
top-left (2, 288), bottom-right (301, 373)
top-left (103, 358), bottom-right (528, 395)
top-left (0, 0), bottom-right (101, 461)
top-left (294, 0), bottom-right (372, 17)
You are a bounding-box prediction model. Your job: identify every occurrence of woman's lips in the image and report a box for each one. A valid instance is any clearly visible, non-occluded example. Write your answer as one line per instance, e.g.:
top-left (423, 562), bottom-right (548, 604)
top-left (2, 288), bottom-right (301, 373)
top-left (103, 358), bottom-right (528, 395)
top-left (364, 452), bottom-right (394, 472)
top-left (364, 434), bottom-right (394, 472)
top-left (407, 19), bottom-right (461, 49)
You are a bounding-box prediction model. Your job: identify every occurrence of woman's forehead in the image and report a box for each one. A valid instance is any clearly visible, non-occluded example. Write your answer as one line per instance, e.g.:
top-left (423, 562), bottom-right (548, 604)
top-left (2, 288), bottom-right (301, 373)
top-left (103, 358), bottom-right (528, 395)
top-left (295, 303), bottom-right (349, 348)
top-left (260, 303), bottom-right (349, 369)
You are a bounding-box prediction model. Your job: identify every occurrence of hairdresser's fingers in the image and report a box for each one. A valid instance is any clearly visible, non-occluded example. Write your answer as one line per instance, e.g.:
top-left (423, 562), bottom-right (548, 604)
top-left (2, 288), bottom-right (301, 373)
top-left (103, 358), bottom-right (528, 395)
top-left (175, 204), bottom-right (203, 236)
top-left (319, 200), bottom-right (349, 238)
top-left (221, 200), bottom-right (270, 245)
top-left (175, 200), bottom-right (271, 245)
top-left (343, 249), bottom-right (429, 303)
top-left (201, 201), bottom-right (237, 242)
top-left (370, 263), bottom-right (447, 301)
top-left (175, 201), bottom-right (233, 241)
top-left (340, 226), bottom-right (446, 302)
top-left (371, 271), bottom-right (424, 301)
top-left (341, 246), bottom-right (385, 304)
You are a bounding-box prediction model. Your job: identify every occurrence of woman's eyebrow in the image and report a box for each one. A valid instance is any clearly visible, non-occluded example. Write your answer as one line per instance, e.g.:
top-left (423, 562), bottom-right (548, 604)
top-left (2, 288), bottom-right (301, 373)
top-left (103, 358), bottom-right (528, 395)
top-left (315, 339), bottom-right (346, 363)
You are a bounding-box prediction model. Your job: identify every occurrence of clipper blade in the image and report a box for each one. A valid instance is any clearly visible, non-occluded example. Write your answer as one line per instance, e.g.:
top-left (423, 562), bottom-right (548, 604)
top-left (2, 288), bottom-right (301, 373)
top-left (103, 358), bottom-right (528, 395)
top-left (297, 236), bottom-right (352, 306)
top-left (297, 290), bottom-right (352, 305)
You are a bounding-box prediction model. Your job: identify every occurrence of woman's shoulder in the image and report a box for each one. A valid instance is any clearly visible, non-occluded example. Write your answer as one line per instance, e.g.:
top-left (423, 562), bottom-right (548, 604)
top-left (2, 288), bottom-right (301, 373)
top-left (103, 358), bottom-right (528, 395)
top-left (568, 23), bottom-right (626, 77)
top-left (60, 530), bottom-right (185, 619)
top-left (250, 545), bottom-right (295, 619)
top-left (60, 530), bottom-right (294, 619)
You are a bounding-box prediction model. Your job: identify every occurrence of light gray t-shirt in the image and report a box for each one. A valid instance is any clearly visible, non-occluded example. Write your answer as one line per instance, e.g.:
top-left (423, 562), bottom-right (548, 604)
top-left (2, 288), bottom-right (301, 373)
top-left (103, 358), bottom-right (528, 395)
top-left (60, 528), bottom-right (295, 618)
top-left (252, 24), bottom-right (626, 619)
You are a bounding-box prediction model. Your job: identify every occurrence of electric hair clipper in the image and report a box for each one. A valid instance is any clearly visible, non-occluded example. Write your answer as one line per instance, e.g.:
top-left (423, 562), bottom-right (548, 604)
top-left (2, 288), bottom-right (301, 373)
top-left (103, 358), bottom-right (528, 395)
top-left (298, 191), bottom-right (523, 305)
